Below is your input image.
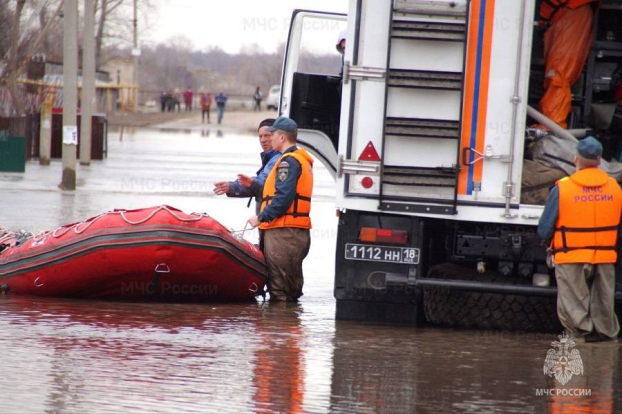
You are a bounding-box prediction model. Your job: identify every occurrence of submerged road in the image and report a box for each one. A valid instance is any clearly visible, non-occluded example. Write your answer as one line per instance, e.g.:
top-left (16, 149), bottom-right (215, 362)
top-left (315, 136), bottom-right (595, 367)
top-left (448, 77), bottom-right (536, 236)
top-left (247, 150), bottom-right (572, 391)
top-left (0, 126), bottom-right (620, 413)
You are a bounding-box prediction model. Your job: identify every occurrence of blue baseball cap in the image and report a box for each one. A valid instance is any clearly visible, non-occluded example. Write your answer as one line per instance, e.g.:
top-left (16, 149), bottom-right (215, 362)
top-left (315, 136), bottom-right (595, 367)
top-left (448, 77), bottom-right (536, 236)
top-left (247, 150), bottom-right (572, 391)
top-left (577, 136), bottom-right (603, 160)
top-left (267, 116), bottom-right (298, 133)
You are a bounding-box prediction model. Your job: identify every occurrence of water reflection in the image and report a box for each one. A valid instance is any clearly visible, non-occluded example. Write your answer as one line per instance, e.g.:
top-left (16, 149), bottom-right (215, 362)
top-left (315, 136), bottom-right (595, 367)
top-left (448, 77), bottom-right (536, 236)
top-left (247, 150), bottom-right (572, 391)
top-left (253, 303), bottom-right (305, 413)
top-left (545, 343), bottom-right (618, 413)
top-left (0, 296), bottom-right (268, 412)
top-left (155, 128), bottom-right (194, 135)
top-left (328, 322), bottom-right (622, 413)
top-left (0, 297), bottom-right (323, 413)
top-left (0, 294), bottom-right (620, 413)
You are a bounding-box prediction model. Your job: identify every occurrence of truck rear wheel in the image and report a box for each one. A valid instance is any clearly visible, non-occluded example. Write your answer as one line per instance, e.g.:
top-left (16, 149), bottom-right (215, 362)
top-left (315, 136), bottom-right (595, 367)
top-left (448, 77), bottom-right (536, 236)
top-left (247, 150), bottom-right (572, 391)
top-left (423, 263), bottom-right (562, 332)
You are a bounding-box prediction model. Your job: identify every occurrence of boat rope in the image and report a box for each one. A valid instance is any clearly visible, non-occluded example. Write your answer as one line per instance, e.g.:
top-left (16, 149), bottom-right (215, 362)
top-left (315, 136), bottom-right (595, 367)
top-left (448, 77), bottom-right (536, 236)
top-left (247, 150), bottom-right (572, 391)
top-left (0, 229), bottom-right (33, 251)
top-left (33, 205), bottom-right (211, 242)
top-left (0, 230), bottom-right (14, 245)
top-left (118, 206), bottom-right (208, 225)
top-left (230, 222), bottom-right (251, 239)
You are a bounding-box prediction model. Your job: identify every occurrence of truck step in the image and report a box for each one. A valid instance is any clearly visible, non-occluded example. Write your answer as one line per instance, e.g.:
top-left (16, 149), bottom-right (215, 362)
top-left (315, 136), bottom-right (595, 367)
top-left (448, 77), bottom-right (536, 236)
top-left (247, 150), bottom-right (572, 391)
top-left (388, 69), bottom-right (463, 90)
top-left (385, 117), bottom-right (460, 139)
top-left (382, 165), bottom-right (458, 188)
top-left (393, 0), bottom-right (467, 19)
top-left (391, 20), bottom-right (466, 42)
top-left (380, 201), bottom-right (456, 215)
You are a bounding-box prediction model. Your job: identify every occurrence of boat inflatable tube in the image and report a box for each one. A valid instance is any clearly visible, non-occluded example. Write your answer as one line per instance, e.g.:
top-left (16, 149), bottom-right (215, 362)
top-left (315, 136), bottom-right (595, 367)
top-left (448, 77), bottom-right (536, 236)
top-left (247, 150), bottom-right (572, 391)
top-left (0, 206), bottom-right (267, 302)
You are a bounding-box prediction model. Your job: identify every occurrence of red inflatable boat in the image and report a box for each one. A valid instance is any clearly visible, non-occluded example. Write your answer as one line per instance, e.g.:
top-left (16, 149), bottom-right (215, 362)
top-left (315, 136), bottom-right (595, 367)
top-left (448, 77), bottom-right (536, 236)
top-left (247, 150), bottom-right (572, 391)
top-left (0, 206), bottom-right (266, 302)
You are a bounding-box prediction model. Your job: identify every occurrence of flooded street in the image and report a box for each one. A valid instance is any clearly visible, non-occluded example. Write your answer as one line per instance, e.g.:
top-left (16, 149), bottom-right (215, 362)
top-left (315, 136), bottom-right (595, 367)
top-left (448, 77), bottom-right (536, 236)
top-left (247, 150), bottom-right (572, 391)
top-left (1, 126), bottom-right (621, 413)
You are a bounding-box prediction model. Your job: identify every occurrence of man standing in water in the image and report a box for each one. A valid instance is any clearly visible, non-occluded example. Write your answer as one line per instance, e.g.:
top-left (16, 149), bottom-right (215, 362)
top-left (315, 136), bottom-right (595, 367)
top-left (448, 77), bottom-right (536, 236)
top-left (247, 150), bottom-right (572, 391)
top-left (247, 117), bottom-right (313, 302)
top-left (538, 137), bottom-right (621, 342)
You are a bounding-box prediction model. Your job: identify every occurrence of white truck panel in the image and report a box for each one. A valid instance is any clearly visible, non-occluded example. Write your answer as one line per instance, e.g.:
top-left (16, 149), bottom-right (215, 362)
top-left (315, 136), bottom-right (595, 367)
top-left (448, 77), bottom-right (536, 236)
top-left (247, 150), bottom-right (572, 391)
top-left (390, 39), bottom-right (464, 73)
top-left (385, 135), bottom-right (458, 169)
top-left (356, 1), bottom-right (392, 68)
top-left (387, 88), bottom-right (461, 121)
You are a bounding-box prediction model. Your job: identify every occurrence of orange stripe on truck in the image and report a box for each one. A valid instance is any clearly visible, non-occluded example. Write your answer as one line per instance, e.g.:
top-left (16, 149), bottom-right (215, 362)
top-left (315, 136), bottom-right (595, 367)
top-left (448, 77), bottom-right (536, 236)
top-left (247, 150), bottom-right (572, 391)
top-left (458, 0), bottom-right (496, 196)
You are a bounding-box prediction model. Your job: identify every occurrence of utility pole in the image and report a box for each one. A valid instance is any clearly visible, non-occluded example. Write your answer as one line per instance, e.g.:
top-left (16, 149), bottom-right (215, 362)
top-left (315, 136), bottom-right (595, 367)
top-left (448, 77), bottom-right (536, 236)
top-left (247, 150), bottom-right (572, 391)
top-left (80, 0), bottom-right (95, 166)
top-left (61, 0), bottom-right (78, 190)
top-left (39, 93), bottom-right (53, 166)
top-left (132, 0), bottom-right (139, 111)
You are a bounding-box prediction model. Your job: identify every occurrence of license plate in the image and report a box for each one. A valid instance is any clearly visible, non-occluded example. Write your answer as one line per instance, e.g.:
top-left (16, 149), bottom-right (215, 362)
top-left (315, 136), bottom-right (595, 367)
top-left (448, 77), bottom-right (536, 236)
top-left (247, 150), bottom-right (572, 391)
top-left (345, 243), bottom-right (420, 264)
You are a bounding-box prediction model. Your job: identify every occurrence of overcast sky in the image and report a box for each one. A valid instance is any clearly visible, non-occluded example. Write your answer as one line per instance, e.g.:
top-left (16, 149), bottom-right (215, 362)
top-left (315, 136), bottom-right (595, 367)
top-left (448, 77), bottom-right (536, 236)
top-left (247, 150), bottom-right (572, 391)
top-left (147, 0), bottom-right (349, 53)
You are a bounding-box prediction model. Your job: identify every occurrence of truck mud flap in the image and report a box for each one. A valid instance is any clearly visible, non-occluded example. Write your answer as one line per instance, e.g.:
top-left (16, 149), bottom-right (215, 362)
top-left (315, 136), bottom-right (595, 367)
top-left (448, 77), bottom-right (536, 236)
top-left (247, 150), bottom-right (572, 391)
top-left (336, 299), bottom-right (421, 325)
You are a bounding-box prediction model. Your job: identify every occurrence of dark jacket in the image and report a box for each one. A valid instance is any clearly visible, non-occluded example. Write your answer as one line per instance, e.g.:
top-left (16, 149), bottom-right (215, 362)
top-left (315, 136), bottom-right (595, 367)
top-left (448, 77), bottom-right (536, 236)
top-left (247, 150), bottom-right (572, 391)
top-left (228, 149), bottom-right (281, 214)
top-left (215, 93), bottom-right (227, 107)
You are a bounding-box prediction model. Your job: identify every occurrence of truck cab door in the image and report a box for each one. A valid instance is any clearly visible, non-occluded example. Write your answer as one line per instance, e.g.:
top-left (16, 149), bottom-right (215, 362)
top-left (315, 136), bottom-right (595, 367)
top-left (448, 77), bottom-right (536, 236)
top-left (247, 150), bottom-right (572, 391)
top-left (280, 10), bottom-right (347, 179)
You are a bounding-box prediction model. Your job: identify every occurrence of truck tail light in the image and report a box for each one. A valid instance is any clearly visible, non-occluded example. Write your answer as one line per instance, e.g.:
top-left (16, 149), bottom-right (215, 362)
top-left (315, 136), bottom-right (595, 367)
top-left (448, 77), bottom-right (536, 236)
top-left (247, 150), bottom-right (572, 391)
top-left (361, 177), bottom-right (374, 188)
top-left (359, 227), bottom-right (408, 245)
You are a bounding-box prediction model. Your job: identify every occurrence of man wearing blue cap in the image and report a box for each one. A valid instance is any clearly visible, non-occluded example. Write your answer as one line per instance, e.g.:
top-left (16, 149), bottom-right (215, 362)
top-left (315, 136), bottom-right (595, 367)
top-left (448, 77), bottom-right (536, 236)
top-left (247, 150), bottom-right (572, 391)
top-left (538, 136), bottom-right (622, 342)
top-left (247, 117), bottom-right (314, 301)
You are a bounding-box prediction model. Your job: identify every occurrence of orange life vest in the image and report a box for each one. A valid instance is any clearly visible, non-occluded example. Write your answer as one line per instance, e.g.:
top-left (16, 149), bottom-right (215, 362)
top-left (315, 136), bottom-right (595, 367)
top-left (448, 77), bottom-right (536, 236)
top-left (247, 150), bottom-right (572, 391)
top-left (259, 149), bottom-right (313, 230)
top-left (552, 168), bottom-right (622, 264)
top-left (540, 0), bottom-right (598, 25)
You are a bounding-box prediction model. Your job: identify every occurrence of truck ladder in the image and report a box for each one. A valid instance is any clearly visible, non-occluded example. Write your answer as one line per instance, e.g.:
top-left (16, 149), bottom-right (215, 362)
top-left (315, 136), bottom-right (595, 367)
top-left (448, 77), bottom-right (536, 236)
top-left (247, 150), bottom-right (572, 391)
top-left (378, 0), bottom-right (470, 215)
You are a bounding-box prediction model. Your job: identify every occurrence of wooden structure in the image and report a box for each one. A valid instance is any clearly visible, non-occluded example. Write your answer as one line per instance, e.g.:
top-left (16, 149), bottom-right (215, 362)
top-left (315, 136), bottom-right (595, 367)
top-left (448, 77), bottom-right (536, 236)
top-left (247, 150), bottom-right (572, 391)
top-left (1, 78), bottom-right (139, 113)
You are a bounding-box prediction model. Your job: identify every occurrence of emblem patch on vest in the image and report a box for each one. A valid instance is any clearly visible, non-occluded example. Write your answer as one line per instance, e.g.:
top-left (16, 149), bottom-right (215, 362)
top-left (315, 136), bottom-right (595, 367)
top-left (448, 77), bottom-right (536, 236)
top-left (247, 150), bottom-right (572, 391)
top-left (277, 160), bottom-right (289, 182)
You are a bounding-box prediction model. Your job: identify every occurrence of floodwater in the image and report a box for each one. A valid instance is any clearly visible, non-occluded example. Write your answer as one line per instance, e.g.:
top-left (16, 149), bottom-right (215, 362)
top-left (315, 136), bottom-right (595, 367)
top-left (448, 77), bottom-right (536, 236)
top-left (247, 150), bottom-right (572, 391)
top-left (1, 126), bottom-right (621, 413)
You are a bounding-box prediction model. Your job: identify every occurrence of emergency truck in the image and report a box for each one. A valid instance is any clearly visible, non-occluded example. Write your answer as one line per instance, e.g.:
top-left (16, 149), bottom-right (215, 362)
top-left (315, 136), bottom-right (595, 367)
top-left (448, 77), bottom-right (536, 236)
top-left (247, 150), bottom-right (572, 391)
top-left (279, 0), bottom-right (622, 330)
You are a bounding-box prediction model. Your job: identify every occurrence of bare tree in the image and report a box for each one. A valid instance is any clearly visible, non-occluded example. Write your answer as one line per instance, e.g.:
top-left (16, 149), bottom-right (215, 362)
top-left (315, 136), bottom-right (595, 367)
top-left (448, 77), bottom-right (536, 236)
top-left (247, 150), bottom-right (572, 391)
top-left (0, 3), bottom-right (12, 61)
top-left (95, 0), bottom-right (113, 67)
top-left (7, 0), bottom-right (27, 115)
top-left (0, 1), bottom-right (65, 114)
top-left (19, 1), bottom-right (64, 71)
top-left (135, 39), bottom-right (338, 104)
top-left (95, 0), bottom-right (155, 68)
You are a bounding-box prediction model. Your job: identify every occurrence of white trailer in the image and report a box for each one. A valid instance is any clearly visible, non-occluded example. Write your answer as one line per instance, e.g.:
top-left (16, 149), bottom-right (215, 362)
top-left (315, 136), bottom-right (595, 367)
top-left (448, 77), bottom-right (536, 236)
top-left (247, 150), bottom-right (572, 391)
top-left (280, 0), bottom-right (622, 328)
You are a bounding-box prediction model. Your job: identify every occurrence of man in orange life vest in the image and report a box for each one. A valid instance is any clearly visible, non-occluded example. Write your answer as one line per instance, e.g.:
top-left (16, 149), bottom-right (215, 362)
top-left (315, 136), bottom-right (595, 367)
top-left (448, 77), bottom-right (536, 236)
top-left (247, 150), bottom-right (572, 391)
top-left (538, 137), bottom-right (621, 342)
top-left (248, 117), bottom-right (313, 302)
top-left (538, 0), bottom-right (599, 129)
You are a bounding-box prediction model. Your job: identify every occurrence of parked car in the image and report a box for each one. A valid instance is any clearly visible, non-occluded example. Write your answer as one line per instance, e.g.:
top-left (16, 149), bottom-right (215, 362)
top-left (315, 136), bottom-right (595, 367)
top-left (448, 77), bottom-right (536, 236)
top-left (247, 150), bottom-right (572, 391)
top-left (266, 85), bottom-right (280, 110)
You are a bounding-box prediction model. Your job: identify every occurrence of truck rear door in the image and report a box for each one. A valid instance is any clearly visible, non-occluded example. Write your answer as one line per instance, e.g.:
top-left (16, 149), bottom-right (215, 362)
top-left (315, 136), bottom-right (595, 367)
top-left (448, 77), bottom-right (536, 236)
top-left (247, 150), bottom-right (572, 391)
top-left (280, 10), bottom-right (347, 178)
top-left (338, 0), bottom-right (534, 219)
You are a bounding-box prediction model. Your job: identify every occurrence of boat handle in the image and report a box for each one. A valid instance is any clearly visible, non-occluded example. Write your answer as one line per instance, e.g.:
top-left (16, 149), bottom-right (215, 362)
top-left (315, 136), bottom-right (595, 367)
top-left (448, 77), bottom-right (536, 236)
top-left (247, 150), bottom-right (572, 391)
top-left (249, 283), bottom-right (258, 293)
top-left (154, 263), bottom-right (171, 273)
top-left (34, 277), bottom-right (44, 287)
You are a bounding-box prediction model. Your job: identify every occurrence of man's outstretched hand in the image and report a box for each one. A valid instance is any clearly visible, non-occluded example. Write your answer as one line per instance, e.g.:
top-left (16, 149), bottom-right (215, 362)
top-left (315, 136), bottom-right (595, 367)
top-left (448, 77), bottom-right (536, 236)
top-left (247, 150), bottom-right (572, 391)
top-left (237, 174), bottom-right (254, 188)
top-left (213, 181), bottom-right (230, 195)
